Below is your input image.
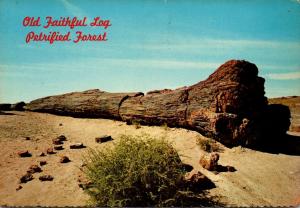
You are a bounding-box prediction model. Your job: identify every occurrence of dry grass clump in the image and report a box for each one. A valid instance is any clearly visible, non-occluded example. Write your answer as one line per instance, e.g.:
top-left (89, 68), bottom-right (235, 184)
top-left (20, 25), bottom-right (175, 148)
top-left (82, 134), bottom-right (215, 207)
top-left (197, 136), bottom-right (222, 152)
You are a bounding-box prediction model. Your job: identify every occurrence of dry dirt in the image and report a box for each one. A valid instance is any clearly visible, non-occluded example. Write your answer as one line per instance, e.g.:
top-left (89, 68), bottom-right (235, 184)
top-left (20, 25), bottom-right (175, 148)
top-left (0, 111), bottom-right (300, 207)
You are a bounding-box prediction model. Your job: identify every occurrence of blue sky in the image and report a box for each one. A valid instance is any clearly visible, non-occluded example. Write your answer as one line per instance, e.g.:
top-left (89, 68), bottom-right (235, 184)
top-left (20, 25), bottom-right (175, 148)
top-left (0, 0), bottom-right (300, 103)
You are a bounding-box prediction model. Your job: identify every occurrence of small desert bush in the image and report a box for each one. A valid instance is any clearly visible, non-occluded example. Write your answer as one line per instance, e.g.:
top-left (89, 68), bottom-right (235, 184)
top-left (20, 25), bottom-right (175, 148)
top-left (132, 120), bottom-right (141, 129)
top-left (197, 137), bottom-right (221, 152)
top-left (83, 134), bottom-right (209, 207)
top-left (161, 122), bottom-right (169, 131)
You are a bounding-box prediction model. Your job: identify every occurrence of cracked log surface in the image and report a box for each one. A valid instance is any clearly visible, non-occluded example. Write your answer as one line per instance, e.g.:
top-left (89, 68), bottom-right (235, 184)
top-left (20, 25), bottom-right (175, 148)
top-left (26, 60), bottom-right (267, 146)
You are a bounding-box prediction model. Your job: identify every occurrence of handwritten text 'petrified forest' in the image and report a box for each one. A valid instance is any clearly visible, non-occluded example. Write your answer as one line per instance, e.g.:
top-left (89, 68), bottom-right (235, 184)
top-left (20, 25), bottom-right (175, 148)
top-left (23, 16), bottom-right (112, 44)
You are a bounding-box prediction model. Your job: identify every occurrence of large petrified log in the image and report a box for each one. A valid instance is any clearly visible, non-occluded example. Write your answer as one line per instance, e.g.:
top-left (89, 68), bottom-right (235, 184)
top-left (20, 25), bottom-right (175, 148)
top-left (26, 60), bottom-right (268, 146)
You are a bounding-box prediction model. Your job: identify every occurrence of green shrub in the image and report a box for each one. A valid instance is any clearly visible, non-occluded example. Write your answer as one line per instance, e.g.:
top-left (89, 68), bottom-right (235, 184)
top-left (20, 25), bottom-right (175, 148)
top-left (83, 134), bottom-right (210, 207)
top-left (197, 137), bottom-right (222, 152)
top-left (161, 122), bottom-right (169, 131)
top-left (132, 120), bottom-right (141, 129)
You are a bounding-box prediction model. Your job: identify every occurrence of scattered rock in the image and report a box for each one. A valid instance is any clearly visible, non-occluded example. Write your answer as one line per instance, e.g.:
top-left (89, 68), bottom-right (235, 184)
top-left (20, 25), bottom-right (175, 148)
top-left (17, 150), bottom-right (32, 157)
top-left (39, 160), bottom-right (47, 166)
top-left (39, 152), bottom-right (46, 157)
top-left (184, 169), bottom-right (215, 190)
top-left (16, 185), bottom-right (23, 191)
top-left (199, 152), bottom-right (220, 171)
top-left (39, 175), bottom-right (54, 181)
top-left (95, 135), bottom-right (113, 143)
top-left (52, 135), bottom-right (67, 145)
top-left (60, 156), bottom-right (70, 163)
top-left (27, 165), bottom-right (42, 174)
top-left (46, 148), bottom-right (55, 154)
top-left (24, 136), bottom-right (31, 140)
top-left (70, 143), bottom-right (85, 149)
top-left (19, 173), bottom-right (33, 183)
top-left (59, 123), bottom-right (63, 126)
top-left (52, 138), bottom-right (63, 145)
top-left (57, 135), bottom-right (67, 141)
top-left (53, 145), bottom-right (64, 150)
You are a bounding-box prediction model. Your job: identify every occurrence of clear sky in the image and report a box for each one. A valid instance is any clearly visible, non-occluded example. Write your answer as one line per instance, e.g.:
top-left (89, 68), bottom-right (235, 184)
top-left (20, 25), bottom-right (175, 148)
top-left (0, 0), bottom-right (300, 103)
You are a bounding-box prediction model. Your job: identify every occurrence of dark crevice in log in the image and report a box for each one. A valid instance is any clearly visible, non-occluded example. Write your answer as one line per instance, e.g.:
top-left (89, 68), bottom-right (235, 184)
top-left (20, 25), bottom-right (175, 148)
top-left (118, 92), bottom-right (144, 120)
top-left (118, 95), bottom-right (130, 120)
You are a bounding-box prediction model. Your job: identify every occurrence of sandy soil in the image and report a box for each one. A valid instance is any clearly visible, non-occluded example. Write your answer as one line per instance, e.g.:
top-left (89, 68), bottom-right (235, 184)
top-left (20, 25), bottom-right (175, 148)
top-left (0, 111), bottom-right (299, 206)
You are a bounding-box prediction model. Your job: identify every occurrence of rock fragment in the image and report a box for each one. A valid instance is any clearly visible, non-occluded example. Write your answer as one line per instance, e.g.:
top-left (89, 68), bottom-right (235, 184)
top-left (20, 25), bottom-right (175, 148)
top-left (39, 152), bottom-right (46, 157)
top-left (57, 135), bottom-right (67, 141)
top-left (16, 185), bottom-right (23, 191)
top-left (39, 175), bottom-right (54, 181)
top-left (17, 150), bottom-right (32, 157)
top-left (95, 135), bottom-right (113, 143)
top-left (70, 143), bottom-right (85, 149)
top-left (27, 165), bottom-right (42, 174)
top-left (39, 160), bottom-right (47, 166)
top-left (52, 138), bottom-right (63, 145)
top-left (199, 152), bottom-right (220, 171)
top-left (19, 173), bottom-right (33, 183)
top-left (46, 148), bottom-right (55, 154)
top-left (54, 145), bottom-right (64, 150)
top-left (60, 156), bottom-right (71, 163)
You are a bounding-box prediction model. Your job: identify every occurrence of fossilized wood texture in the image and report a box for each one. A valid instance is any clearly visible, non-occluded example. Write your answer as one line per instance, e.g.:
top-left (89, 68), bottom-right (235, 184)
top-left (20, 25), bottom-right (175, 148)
top-left (26, 89), bottom-right (144, 119)
top-left (26, 60), bottom-right (267, 146)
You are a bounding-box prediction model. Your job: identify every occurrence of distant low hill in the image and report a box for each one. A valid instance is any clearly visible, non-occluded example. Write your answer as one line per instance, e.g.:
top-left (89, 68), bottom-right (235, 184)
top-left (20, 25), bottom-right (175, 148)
top-left (269, 96), bottom-right (300, 132)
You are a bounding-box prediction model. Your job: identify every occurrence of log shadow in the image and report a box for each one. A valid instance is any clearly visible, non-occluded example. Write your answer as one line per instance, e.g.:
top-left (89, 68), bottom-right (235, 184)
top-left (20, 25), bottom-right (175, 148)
top-left (252, 104), bottom-right (300, 155)
top-left (215, 165), bottom-right (237, 173)
top-left (181, 175), bottom-right (220, 206)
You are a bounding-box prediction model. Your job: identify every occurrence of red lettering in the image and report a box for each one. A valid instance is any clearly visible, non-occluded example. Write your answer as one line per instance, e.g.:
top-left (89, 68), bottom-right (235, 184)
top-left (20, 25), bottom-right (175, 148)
top-left (23, 16), bottom-right (31, 26)
top-left (90, 17), bottom-right (111, 29)
top-left (25, 31), bottom-right (34, 43)
top-left (23, 17), bottom-right (40, 27)
top-left (73, 31), bottom-right (107, 43)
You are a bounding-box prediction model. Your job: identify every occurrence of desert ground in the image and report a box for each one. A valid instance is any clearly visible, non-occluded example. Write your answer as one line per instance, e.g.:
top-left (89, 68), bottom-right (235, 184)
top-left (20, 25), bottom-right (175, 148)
top-left (0, 107), bottom-right (300, 206)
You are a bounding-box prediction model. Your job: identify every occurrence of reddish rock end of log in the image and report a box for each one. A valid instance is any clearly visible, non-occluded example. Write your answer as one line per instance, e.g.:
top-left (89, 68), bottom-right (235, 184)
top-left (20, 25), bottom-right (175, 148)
top-left (26, 60), bottom-right (267, 146)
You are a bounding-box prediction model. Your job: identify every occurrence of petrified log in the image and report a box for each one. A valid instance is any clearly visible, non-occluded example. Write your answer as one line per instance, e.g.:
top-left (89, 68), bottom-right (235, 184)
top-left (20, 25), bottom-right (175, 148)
top-left (26, 89), bottom-right (143, 119)
top-left (0, 102), bottom-right (26, 111)
top-left (0, 103), bottom-right (12, 111)
top-left (26, 60), bottom-right (268, 146)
